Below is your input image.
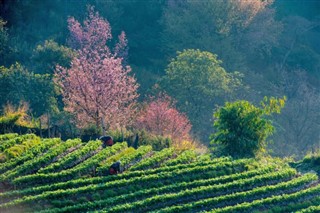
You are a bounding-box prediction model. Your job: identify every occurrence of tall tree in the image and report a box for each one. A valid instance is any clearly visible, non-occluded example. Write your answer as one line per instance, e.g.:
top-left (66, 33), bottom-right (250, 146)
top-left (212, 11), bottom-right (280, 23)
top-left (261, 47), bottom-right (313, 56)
top-left (270, 70), bottom-right (320, 158)
top-left (55, 6), bottom-right (138, 131)
top-left (31, 40), bottom-right (75, 75)
top-left (160, 49), bottom-right (243, 143)
top-left (161, 0), bottom-right (281, 71)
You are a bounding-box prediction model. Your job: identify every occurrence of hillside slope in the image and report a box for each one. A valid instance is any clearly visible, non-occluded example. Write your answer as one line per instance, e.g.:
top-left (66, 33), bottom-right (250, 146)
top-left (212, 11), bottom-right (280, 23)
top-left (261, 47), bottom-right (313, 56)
top-left (0, 134), bottom-right (319, 213)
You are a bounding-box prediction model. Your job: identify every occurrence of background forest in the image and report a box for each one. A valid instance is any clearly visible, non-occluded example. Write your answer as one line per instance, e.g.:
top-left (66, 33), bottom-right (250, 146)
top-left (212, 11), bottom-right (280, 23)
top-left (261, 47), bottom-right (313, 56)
top-left (0, 0), bottom-right (319, 159)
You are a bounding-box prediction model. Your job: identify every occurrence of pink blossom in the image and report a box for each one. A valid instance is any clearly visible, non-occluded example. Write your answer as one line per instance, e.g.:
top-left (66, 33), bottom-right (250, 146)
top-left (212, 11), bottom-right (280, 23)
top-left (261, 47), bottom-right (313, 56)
top-left (55, 6), bottom-right (138, 131)
top-left (135, 94), bottom-right (192, 141)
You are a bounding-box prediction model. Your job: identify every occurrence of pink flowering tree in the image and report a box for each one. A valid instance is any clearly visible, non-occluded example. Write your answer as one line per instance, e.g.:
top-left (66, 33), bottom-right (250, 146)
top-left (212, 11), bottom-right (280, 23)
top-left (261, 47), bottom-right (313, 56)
top-left (55, 6), bottom-right (138, 132)
top-left (135, 94), bottom-right (192, 141)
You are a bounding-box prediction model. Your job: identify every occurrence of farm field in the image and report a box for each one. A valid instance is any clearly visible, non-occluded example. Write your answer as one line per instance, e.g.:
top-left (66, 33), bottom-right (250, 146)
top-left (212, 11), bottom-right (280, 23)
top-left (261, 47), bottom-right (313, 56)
top-left (0, 134), bottom-right (319, 213)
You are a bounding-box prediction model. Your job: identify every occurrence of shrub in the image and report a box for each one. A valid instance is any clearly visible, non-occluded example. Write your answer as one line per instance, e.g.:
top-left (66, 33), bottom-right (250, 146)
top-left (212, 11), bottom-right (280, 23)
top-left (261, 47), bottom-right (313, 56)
top-left (211, 97), bottom-right (285, 158)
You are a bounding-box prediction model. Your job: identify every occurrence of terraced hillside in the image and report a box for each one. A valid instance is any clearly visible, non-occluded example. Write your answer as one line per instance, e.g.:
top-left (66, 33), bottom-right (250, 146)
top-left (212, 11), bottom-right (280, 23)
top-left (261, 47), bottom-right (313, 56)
top-left (0, 134), bottom-right (319, 213)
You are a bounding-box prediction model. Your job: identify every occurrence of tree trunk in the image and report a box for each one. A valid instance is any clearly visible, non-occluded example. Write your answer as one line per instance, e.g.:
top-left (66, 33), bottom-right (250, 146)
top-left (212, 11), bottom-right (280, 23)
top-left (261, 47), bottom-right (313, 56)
top-left (47, 112), bottom-right (51, 138)
top-left (101, 117), bottom-right (106, 135)
top-left (39, 118), bottom-right (42, 138)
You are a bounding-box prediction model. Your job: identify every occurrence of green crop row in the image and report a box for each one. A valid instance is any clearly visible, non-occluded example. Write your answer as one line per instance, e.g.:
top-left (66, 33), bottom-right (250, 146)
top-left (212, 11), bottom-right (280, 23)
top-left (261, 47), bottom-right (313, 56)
top-left (163, 150), bottom-right (197, 166)
top-left (96, 145), bottom-right (152, 175)
top-left (106, 168), bottom-right (299, 213)
top-left (120, 145), bottom-right (152, 167)
top-left (38, 166), bottom-right (277, 213)
top-left (264, 195), bottom-right (320, 213)
top-left (0, 138), bottom-right (60, 174)
top-left (210, 182), bottom-right (320, 213)
top-left (38, 140), bottom-right (101, 174)
top-left (1, 158), bottom-right (248, 209)
top-left (0, 138), bottom-right (82, 182)
top-left (0, 157), bottom-right (236, 202)
top-left (0, 133), bottom-right (18, 142)
top-left (12, 142), bottom-right (127, 187)
top-left (129, 148), bottom-right (175, 171)
top-left (297, 205), bottom-right (320, 213)
top-left (0, 134), bottom-right (37, 153)
top-left (0, 136), bottom-right (41, 162)
top-left (97, 147), bottom-right (136, 170)
top-left (153, 173), bottom-right (318, 213)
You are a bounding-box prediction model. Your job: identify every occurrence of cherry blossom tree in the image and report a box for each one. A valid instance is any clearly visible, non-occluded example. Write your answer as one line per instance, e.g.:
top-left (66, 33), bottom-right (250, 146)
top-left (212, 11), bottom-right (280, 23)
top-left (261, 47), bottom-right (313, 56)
top-left (55, 6), bottom-right (138, 132)
top-left (135, 94), bottom-right (192, 141)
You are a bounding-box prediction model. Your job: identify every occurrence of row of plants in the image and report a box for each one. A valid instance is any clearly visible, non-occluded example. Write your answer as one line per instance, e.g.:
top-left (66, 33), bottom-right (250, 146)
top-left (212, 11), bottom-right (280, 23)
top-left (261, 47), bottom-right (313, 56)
top-left (38, 140), bottom-right (102, 174)
top-left (129, 148), bottom-right (175, 171)
top-left (55, 165), bottom-right (276, 210)
top-left (38, 166), bottom-right (278, 212)
top-left (12, 142), bottom-right (127, 187)
top-left (0, 138), bottom-right (81, 182)
top-left (0, 135), bottom-right (41, 162)
top-left (0, 134), bottom-right (37, 153)
top-left (210, 182), bottom-right (320, 213)
top-left (265, 196), bottom-right (320, 213)
top-left (0, 133), bottom-right (18, 142)
top-left (96, 145), bottom-right (152, 175)
top-left (105, 168), bottom-right (301, 213)
top-left (152, 174), bottom-right (318, 213)
top-left (163, 150), bottom-right (197, 166)
top-left (297, 205), bottom-right (320, 213)
top-left (0, 138), bottom-right (61, 173)
top-left (0, 156), bottom-right (234, 201)
top-left (97, 147), bottom-right (136, 169)
top-left (0, 158), bottom-right (249, 208)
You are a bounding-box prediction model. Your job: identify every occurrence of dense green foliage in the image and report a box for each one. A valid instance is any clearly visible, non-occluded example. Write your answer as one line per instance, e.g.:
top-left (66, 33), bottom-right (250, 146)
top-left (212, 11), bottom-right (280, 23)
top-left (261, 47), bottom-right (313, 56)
top-left (0, 134), bottom-right (319, 212)
top-left (0, 64), bottom-right (56, 117)
top-left (160, 49), bottom-right (243, 141)
top-left (0, 0), bottom-right (319, 158)
top-left (291, 150), bottom-right (320, 175)
top-left (211, 97), bottom-right (286, 158)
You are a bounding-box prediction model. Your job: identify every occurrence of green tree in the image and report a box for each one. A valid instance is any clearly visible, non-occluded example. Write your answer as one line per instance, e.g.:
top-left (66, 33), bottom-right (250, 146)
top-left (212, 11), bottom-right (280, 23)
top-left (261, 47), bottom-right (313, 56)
top-left (0, 18), bottom-right (14, 67)
top-left (160, 49), bottom-right (243, 142)
top-left (0, 63), bottom-right (57, 117)
top-left (31, 40), bottom-right (75, 74)
top-left (160, 0), bottom-right (281, 71)
top-left (211, 97), bottom-right (286, 158)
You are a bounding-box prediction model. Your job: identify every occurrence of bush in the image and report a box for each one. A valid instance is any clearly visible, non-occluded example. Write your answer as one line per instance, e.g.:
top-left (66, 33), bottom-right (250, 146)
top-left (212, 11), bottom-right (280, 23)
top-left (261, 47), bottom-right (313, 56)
top-left (80, 124), bottom-right (101, 142)
top-left (136, 130), bottom-right (172, 151)
top-left (302, 150), bottom-right (320, 166)
top-left (210, 97), bottom-right (285, 158)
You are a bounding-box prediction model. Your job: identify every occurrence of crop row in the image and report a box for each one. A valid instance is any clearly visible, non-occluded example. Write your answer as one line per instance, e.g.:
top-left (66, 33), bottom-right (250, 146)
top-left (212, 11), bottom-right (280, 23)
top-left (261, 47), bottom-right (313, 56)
top-left (0, 138), bottom-right (82, 182)
top-left (264, 194), bottom-right (320, 213)
top-left (97, 147), bottom-right (136, 172)
top-left (151, 173), bottom-right (318, 213)
top-left (12, 142), bottom-right (127, 187)
top-left (96, 145), bottom-right (152, 175)
top-left (105, 168), bottom-right (301, 213)
top-left (0, 159), bottom-right (249, 208)
top-left (0, 135), bottom-right (41, 162)
top-left (0, 156), bottom-right (235, 201)
top-left (38, 140), bottom-right (102, 174)
top-left (163, 150), bottom-right (197, 166)
top-left (0, 133), bottom-right (18, 142)
top-left (37, 166), bottom-right (277, 213)
top-left (0, 138), bottom-right (61, 173)
top-left (297, 205), bottom-right (320, 213)
top-left (0, 134), bottom-right (38, 153)
top-left (210, 182), bottom-right (320, 213)
top-left (129, 148), bottom-right (175, 171)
